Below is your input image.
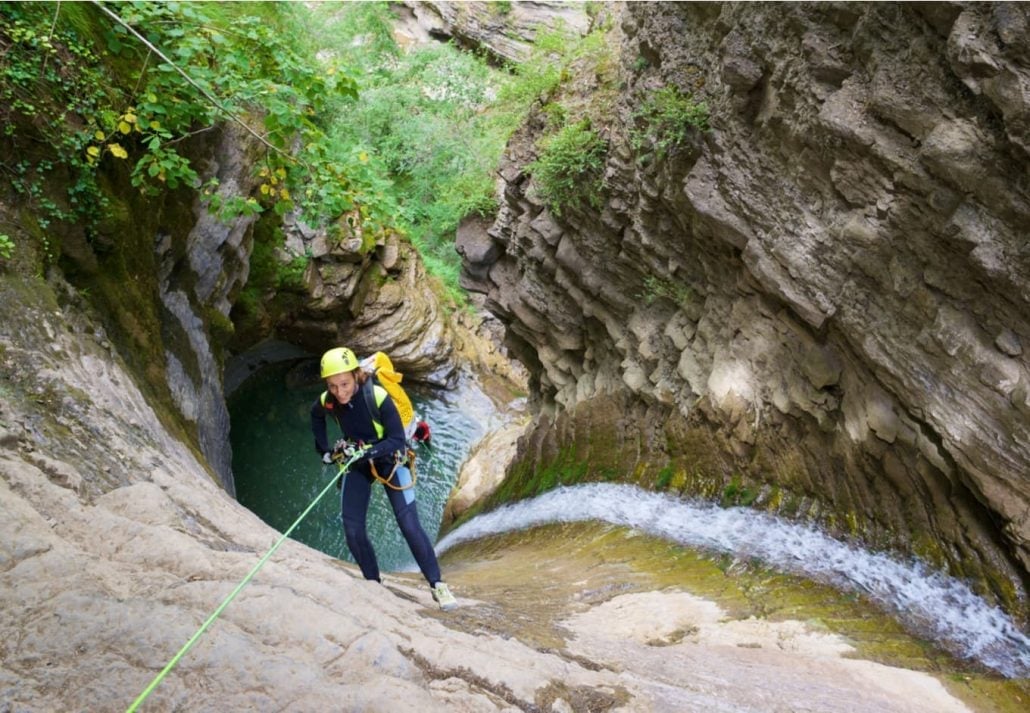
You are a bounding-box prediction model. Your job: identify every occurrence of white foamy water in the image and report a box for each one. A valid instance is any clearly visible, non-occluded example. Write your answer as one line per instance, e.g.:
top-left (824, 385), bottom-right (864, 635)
top-left (437, 483), bottom-right (1030, 678)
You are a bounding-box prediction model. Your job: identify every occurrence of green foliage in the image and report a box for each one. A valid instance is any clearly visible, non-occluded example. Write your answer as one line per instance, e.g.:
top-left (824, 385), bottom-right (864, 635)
top-left (721, 475), bottom-right (758, 507)
top-left (656, 464), bottom-right (676, 490)
top-left (308, 1), bottom-right (532, 300)
top-left (501, 22), bottom-right (620, 218)
top-left (527, 119), bottom-right (607, 216)
top-left (278, 254), bottom-right (309, 291)
top-left (1, 4), bottom-right (111, 235)
top-left (540, 101), bottom-right (568, 130)
top-left (101, 1), bottom-right (361, 221)
top-left (492, 24), bottom-right (618, 133)
top-left (640, 275), bottom-right (694, 308)
top-left (0, 233), bottom-right (13, 260)
top-left (630, 85), bottom-right (709, 161)
top-left (2, 0), bottom-right (621, 306)
top-left (242, 221), bottom-right (289, 296)
top-left (0, 1), bottom-right (368, 257)
top-left (492, 29), bottom-right (566, 118)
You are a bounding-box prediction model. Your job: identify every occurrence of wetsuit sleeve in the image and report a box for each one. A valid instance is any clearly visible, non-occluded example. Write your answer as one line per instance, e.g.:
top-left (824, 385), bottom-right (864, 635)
top-left (362, 391), bottom-right (406, 462)
top-left (310, 399), bottom-right (331, 455)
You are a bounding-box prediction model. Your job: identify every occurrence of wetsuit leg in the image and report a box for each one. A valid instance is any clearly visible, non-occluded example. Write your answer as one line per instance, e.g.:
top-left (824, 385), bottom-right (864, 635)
top-left (383, 465), bottom-right (441, 585)
top-left (340, 470), bottom-right (380, 581)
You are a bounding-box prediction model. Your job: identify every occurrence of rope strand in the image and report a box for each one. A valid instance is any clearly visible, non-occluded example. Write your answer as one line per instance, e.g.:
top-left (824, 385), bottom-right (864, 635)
top-left (125, 449), bottom-right (367, 712)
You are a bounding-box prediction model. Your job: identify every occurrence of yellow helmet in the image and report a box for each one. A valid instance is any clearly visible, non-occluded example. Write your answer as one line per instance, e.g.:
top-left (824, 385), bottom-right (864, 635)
top-left (320, 347), bottom-right (359, 378)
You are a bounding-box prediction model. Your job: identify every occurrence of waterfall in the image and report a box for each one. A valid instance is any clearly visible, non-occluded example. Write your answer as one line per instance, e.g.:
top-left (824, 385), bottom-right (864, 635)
top-left (437, 483), bottom-right (1030, 678)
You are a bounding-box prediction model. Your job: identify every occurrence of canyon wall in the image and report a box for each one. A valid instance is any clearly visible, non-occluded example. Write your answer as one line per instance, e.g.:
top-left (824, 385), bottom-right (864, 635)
top-left (460, 2), bottom-right (1030, 616)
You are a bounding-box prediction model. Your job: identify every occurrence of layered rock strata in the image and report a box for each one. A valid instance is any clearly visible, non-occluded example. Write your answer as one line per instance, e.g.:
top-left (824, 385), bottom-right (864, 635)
top-left (461, 2), bottom-right (1030, 615)
top-left (399, 1), bottom-right (592, 64)
top-left (156, 123), bottom-right (265, 493)
top-left (274, 215), bottom-right (457, 385)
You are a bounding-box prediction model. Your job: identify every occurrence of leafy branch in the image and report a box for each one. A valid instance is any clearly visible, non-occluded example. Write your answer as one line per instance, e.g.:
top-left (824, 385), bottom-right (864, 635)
top-left (88, 0), bottom-right (300, 167)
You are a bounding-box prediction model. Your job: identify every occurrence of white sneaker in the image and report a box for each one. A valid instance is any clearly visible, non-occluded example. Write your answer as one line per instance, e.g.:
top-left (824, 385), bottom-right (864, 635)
top-left (431, 582), bottom-right (457, 611)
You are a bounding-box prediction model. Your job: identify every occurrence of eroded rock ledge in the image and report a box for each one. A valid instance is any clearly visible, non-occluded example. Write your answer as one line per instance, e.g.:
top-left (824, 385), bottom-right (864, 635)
top-left (461, 2), bottom-right (1030, 615)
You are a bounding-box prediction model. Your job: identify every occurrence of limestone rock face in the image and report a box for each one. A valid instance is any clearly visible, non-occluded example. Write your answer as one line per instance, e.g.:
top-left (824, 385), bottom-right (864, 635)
top-left (443, 416), bottom-right (530, 527)
top-left (279, 214), bottom-right (458, 386)
top-left (157, 123), bottom-right (265, 493)
top-left (400, 1), bottom-right (592, 64)
top-left (462, 3), bottom-right (1030, 612)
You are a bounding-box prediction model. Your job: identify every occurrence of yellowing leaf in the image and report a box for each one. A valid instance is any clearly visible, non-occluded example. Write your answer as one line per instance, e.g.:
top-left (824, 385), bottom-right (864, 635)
top-left (123, 112), bottom-right (137, 124)
top-left (358, 151), bottom-right (368, 163)
top-left (108, 143), bottom-right (128, 159)
top-left (118, 121), bottom-right (132, 135)
top-left (259, 184), bottom-right (270, 196)
top-left (94, 130), bottom-right (105, 141)
top-left (86, 146), bottom-right (100, 158)
top-left (149, 120), bottom-right (161, 130)
top-left (275, 167), bottom-right (286, 179)
top-left (279, 188), bottom-right (290, 200)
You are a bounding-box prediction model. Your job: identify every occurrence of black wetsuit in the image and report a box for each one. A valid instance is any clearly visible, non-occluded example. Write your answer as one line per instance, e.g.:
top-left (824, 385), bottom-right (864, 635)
top-left (310, 383), bottom-right (441, 585)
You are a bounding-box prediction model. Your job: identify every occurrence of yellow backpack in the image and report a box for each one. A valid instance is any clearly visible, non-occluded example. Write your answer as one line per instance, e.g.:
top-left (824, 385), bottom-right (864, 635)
top-left (360, 351), bottom-right (415, 432)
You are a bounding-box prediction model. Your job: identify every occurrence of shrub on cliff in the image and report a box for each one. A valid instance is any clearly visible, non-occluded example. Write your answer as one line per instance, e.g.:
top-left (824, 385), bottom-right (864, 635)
top-left (630, 86), bottom-right (709, 162)
top-left (526, 119), bottom-right (608, 216)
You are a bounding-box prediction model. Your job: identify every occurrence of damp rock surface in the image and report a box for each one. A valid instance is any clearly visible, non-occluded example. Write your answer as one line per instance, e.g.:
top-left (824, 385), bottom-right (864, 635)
top-left (0, 274), bottom-right (991, 712)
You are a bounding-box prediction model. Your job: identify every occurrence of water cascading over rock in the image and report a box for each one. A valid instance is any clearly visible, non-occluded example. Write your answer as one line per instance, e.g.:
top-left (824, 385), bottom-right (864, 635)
top-left (458, 2), bottom-right (1030, 617)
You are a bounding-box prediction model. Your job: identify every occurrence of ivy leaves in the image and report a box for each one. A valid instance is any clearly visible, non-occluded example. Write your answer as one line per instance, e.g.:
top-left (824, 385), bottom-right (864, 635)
top-left (100, 1), bottom-right (367, 226)
top-left (85, 109), bottom-right (141, 165)
top-left (2, 0), bottom-right (368, 244)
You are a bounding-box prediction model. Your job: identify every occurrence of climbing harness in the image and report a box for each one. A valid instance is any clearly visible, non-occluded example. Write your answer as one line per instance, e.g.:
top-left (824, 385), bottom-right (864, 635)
top-left (125, 446), bottom-right (370, 713)
top-left (334, 437), bottom-right (417, 492)
top-left (369, 448), bottom-right (418, 491)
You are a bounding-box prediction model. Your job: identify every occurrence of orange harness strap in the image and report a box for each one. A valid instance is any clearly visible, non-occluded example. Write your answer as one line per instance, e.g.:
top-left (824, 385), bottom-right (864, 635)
top-left (369, 449), bottom-right (417, 491)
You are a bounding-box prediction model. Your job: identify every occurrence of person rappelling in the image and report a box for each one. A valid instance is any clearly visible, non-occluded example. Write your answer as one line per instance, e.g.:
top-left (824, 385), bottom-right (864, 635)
top-left (310, 346), bottom-right (457, 610)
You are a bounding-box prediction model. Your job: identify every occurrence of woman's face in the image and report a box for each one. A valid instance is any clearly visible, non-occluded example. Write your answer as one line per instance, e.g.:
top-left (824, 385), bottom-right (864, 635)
top-left (326, 370), bottom-right (358, 404)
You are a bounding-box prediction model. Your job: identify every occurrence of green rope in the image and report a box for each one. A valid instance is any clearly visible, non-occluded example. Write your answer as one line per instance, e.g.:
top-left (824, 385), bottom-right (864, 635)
top-left (126, 450), bottom-right (366, 712)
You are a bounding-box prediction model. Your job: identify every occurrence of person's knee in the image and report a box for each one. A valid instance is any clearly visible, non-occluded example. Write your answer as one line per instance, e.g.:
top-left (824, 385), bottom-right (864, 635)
top-left (393, 498), bottom-right (417, 521)
top-left (343, 518), bottom-right (368, 542)
top-left (394, 502), bottom-right (425, 537)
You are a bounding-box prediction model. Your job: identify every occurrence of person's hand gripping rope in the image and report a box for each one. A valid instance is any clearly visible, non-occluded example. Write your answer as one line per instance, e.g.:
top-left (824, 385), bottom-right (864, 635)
top-left (326, 440), bottom-right (371, 488)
